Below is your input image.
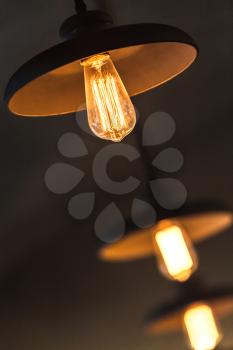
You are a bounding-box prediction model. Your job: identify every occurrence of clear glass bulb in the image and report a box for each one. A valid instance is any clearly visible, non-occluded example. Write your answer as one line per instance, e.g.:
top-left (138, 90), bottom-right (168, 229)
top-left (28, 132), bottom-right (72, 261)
top-left (183, 303), bottom-right (222, 350)
top-left (153, 222), bottom-right (198, 282)
top-left (81, 53), bottom-right (136, 142)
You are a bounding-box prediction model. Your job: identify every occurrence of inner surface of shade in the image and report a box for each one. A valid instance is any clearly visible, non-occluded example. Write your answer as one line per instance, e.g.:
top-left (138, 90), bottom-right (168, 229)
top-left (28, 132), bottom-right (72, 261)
top-left (145, 295), bottom-right (233, 335)
top-left (99, 211), bottom-right (233, 262)
top-left (9, 42), bottom-right (196, 116)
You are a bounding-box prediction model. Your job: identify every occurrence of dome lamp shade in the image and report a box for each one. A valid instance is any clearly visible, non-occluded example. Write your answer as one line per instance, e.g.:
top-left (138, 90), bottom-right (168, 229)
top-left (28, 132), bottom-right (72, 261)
top-left (4, 1), bottom-right (198, 118)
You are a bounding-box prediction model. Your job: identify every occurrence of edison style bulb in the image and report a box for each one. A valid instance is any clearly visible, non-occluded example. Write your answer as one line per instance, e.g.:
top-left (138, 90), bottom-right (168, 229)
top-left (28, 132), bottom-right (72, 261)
top-left (183, 303), bottom-right (222, 350)
top-left (81, 53), bottom-right (136, 142)
top-left (153, 223), bottom-right (198, 282)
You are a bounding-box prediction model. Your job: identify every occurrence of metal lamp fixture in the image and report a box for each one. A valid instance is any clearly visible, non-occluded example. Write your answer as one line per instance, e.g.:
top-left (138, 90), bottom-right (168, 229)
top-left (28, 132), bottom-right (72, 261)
top-left (98, 203), bottom-right (233, 282)
top-left (4, 0), bottom-right (198, 142)
top-left (144, 280), bottom-right (233, 350)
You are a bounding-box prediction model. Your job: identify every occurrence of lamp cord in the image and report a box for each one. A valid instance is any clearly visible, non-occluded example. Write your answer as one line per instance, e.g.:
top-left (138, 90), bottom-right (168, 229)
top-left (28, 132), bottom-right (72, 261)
top-left (135, 123), bottom-right (158, 209)
top-left (74, 0), bottom-right (87, 12)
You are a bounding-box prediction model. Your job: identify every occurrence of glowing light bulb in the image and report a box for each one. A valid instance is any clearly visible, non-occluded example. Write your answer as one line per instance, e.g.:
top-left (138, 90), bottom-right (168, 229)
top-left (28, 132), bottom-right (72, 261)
top-left (81, 53), bottom-right (136, 142)
top-left (183, 303), bottom-right (222, 350)
top-left (153, 223), bottom-right (198, 282)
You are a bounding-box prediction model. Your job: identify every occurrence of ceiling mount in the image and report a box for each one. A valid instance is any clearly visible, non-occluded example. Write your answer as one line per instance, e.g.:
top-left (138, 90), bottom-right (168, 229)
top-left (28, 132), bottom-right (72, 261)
top-left (74, 0), bottom-right (87, 12)
top-left (59, 0), bottom-right (113, 40)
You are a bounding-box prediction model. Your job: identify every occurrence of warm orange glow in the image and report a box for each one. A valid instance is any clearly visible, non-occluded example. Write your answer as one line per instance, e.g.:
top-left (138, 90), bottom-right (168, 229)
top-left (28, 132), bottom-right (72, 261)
top-left (81, 53), bottom-right (136, 142)
top-left (154, 224), bottom-right (198, 282)
top-left (183, 303), bottom-right (222, 350)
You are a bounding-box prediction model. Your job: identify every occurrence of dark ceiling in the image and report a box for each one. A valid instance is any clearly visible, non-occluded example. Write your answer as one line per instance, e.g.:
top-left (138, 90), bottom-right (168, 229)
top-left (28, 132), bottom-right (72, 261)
top-left (0, 0), bottom-right (233, 349)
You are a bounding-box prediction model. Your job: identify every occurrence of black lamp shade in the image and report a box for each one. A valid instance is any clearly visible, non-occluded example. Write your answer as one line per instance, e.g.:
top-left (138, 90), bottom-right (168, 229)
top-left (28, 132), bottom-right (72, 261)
top-left (4, 23), bottom-right (198, 117)
top-left (145, 286), bottom-right (233, 335)
top-left (98, 203), bottom-right (233, 262)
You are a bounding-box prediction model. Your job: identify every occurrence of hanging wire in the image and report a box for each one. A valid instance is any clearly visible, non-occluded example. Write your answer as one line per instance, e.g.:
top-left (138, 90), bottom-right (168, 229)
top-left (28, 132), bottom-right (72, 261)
top-left (135, 121), bottom-right (158, 209)
top-left (74, 0), bottom-right (87, 12)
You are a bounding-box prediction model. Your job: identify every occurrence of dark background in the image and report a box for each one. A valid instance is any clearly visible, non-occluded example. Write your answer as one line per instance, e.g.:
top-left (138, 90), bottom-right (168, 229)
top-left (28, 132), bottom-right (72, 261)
top-left (0, 0), bottom-right (233, 349)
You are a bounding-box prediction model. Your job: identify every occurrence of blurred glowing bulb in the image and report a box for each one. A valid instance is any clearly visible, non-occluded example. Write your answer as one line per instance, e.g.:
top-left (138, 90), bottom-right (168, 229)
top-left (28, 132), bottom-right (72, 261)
top-left (81, 53), bottom-right (136, 142)
top-left (153, 224), bottom-right (198, 282)
top-left (183, 303), bottom-right (222, 350)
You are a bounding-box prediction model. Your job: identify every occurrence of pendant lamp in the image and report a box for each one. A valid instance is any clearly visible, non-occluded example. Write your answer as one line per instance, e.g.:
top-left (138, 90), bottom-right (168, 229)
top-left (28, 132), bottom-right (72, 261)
top-left (98, 203), bottom-right (233, 282)
top-left (145, 280), bottom-right (233, 350)
top-left (4, 0), bottom-right (198, 142)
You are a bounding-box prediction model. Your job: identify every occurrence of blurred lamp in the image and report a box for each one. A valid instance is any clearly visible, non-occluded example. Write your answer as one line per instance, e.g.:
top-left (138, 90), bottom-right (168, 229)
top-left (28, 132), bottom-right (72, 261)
top-left (98, 203), bottom-right (233, 282)
top-left (145, 283), bottom-right (233, 350)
